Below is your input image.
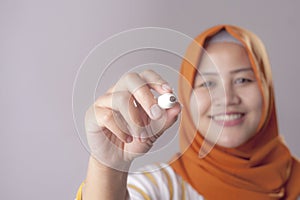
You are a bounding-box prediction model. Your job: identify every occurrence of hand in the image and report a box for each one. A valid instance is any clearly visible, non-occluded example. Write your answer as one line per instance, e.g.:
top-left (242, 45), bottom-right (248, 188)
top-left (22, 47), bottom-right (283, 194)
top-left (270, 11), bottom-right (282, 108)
top-left (84, 70), bottom-right (181, 170)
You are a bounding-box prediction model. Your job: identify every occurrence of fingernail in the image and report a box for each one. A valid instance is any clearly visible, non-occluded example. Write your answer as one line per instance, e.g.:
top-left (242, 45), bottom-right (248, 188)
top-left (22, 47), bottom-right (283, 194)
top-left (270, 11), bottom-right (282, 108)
top-left (162, 83), bottom-right (172, 91)
top-left (140, 131), bottom-right (148, 142)
top-left (150, 104), bottom-right (162, 119)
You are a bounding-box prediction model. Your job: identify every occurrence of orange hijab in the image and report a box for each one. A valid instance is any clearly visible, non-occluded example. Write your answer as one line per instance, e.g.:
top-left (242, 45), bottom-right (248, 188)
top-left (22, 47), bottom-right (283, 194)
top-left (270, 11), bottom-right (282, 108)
top-left (170, 25), bottom-right (300, 199)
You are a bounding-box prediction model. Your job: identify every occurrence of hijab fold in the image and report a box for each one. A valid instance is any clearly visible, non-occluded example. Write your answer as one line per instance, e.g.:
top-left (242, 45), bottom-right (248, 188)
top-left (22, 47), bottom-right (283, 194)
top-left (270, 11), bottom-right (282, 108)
top-left (170, 25), bottom-right (300, 199)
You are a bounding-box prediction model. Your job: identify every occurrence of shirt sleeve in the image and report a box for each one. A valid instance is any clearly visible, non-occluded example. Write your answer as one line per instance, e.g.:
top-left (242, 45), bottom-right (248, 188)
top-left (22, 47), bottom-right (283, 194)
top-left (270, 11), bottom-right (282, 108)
top-left (127, 163), bottom-right (182, 200)
top-left (75, 163), bottom-right (204, 200)
top-left (75, 182), bottom-right (84, 200)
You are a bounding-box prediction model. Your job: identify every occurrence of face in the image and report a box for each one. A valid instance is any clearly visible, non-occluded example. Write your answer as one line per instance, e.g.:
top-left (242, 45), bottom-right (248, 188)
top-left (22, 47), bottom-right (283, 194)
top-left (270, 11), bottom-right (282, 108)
top-left (190, 43), bottom-right (263, 148)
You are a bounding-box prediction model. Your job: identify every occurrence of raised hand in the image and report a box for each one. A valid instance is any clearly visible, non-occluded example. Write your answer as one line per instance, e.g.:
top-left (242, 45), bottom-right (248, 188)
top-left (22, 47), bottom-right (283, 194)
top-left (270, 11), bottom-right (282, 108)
top-left (84, 70), bottom-right (181, 170)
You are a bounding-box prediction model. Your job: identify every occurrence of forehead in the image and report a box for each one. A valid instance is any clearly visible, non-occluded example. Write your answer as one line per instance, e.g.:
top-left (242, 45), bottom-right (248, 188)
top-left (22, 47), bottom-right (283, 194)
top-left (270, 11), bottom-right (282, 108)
top-left (198, 42), bottom-right (251, 73)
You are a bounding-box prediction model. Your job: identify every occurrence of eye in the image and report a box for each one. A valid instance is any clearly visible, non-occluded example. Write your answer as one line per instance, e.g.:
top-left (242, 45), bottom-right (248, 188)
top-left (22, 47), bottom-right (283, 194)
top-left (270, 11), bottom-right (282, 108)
top-left (198, 81), bottom-right (216, 88)
top-left (234, 78), bottom-right (253, 85)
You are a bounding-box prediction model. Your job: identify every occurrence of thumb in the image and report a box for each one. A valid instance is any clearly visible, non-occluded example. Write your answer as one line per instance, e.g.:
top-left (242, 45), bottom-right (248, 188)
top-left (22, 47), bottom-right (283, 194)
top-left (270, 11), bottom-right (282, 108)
top-left (147, 103), bottom-right (181, 140)
top-left (163, 102), bottom-right (182, 130)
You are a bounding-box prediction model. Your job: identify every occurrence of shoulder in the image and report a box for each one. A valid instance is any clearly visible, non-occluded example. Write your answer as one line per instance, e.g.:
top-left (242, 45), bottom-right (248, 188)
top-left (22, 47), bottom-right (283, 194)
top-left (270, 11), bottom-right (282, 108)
top-left (127, 163), bottom-right (204, 200)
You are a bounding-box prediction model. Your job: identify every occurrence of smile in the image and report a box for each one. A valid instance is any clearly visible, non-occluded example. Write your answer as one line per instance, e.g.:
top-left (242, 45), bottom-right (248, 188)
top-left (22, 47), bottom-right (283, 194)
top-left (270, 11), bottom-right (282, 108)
top-left (213, 113), bottom-right (243, 121)
top-left (210, 113), bottom-right (245, 126)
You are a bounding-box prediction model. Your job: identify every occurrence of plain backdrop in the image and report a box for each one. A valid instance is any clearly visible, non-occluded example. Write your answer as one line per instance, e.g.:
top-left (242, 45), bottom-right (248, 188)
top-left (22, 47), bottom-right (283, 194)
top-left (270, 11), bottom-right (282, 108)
top-left (1, 0), bottom-right (299, 199)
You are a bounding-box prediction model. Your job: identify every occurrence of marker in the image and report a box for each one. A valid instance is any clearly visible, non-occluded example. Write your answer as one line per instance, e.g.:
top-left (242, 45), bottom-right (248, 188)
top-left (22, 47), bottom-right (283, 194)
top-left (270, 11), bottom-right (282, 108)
top-left (157, 93), bottom-right (177, 109)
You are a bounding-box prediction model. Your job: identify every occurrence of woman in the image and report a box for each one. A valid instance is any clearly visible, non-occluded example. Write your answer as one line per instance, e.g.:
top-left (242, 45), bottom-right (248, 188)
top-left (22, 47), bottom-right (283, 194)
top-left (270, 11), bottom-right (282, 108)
top-left (76, 25), bottom-right (300, 199)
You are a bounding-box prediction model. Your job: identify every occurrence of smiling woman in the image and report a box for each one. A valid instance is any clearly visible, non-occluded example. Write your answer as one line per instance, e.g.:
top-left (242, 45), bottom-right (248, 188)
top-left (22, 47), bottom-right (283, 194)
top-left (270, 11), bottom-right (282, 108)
top-left (191, 41), bottom-right (263, 148)
top-left (170, 25), bottom-right (300, 199)
top-left (76, 25), bottom-right (300, 200)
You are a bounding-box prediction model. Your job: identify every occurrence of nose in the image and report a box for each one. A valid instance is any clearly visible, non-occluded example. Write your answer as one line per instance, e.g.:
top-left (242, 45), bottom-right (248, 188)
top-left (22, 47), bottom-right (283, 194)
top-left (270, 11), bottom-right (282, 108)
top-left (213, 83), bottom-right (241, 106)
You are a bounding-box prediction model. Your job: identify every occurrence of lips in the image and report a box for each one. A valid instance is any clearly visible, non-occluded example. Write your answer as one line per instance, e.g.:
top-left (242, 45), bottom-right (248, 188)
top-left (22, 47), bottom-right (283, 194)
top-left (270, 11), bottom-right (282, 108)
top-left (213, 113), bottom-right (243, 121)
top-left (210, 112), bottom-right (245, 126)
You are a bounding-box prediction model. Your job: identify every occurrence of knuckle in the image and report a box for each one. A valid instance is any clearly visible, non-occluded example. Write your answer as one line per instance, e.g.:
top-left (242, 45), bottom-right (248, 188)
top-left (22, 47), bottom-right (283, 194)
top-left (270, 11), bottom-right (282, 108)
top-left (102, 112), bottom-right (113, 123)
top-left (143, 70), bottom-right (164, 84)
top-left (114, 91), bottom-right (131, 105)
top-left (142, 69), bottom-right (155, 75)
top-left (94, 94), bottom-right (109, 107)
top-left (124, 72), bottom-right (139, 82)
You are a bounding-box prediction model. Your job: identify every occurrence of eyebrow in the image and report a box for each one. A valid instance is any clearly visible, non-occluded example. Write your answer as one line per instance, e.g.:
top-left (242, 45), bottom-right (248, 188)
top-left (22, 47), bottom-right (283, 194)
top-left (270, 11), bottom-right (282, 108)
top-left (199, 67), bottom-right (253, 76)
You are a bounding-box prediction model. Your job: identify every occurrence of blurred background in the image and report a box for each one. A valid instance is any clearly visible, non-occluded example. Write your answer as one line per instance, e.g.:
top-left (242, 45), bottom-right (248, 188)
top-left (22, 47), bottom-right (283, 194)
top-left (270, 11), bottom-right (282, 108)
top-left (1, 0), bottom-right (299, 199)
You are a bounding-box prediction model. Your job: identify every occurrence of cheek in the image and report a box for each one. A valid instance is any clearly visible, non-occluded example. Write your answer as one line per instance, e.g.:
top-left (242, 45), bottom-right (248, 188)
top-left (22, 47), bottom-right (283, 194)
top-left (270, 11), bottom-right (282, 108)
top-left (244, 86), bottom-right (263, 110)
top-left (190, 90), bottom-right (212, 121)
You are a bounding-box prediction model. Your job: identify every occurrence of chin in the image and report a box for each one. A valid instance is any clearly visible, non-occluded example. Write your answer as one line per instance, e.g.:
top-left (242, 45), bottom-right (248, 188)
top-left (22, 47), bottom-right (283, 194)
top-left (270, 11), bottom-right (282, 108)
top-left (216, 135), bottom-right (248, 148)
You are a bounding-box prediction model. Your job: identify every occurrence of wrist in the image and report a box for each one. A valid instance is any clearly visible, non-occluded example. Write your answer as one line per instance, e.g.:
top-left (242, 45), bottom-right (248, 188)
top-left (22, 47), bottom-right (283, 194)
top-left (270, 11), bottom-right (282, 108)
top-left (89, 155), bottom-right (132, 173)
top-left (83, 156), bottom-right (130, 200)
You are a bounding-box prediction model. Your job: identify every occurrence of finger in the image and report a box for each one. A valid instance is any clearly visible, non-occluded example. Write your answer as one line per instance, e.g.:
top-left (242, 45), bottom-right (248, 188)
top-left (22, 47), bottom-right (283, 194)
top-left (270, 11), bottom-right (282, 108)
top-left (94, 92), bottom-right (148, 141)
top-left (103, 70), bottom-right (175, 134)
top-left (93, 106), bottom-right (133, 143)
top-left (148, 102), bottom-right (181, 142)
top-left (139, 69), bottom-right (173, 94)
top-left (114, 72), bottom-right (164, 120)
top-left (132, 100), bottom-right (152, 142)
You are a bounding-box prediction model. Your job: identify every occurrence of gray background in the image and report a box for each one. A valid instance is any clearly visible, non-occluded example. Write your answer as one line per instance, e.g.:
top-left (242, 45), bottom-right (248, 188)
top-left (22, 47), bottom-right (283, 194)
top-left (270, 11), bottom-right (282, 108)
top-left (1, 0), bottom-right (299, 199)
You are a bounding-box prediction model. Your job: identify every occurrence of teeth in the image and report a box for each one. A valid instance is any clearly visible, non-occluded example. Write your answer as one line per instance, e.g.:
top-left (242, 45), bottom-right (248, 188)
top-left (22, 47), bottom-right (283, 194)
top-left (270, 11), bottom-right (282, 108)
top-left (213, 114), bottom-right (242, 121)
